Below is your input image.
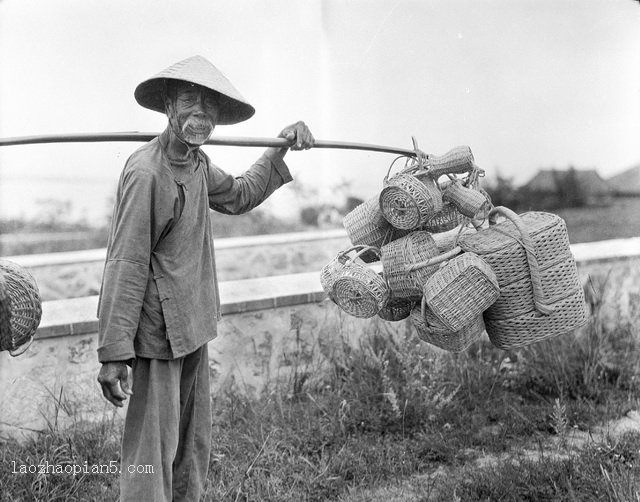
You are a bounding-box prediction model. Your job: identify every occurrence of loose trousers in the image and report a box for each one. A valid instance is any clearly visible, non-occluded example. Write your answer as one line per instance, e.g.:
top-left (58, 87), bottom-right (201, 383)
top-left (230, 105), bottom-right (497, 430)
top-left (120, 344), bottom-right (211, 501)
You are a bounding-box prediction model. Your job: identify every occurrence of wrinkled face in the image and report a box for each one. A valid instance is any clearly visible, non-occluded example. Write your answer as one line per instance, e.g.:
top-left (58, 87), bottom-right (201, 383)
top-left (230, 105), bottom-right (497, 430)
top-left (164, 82), bottom-right (219, 146)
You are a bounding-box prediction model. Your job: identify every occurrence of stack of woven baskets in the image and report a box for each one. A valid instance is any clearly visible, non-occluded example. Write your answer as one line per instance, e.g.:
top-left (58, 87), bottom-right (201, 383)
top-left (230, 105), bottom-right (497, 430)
top-left (321, 140), bottom-right (588, 352)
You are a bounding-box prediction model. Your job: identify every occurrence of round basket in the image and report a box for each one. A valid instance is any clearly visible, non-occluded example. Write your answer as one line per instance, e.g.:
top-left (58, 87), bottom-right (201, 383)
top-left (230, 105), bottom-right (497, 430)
top-left (343, 196), bottom-right (409, 262)
top-left (377, 296), bottom-right (414, 322)
top-left (379, 157), bottom-right (443, 230)
top-left (0, 259), bottom-right (42, 356)
top-left (410, 297), bottom-right (485, 352)
top-left (423, 252), bottom-right (500, 332)
top-left (0, 274), bottom-right (12, 346)
top-left (381, 231), bottom-right (441, 299)
top-left (458, 207), bottom-right (587, 349)
top-left (321, 246), bottom-right (389, 319)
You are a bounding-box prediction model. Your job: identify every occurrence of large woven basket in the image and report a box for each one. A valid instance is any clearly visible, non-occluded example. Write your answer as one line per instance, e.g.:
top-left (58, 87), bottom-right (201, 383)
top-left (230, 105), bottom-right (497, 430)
top-left (410, 297), bottom-right (485, 352)
top-left (459, 207), bottom-right (587, 349)
top-left (381, 231), bottom-right (440, 299)
top-left (320, 246), bottom-right (389, 319)
top-left (423, 252), bottom-right (500, 332)
top-left (0, 259), bottom-right (42, 356)
top-left (343, 196), bottom-right (409, 262)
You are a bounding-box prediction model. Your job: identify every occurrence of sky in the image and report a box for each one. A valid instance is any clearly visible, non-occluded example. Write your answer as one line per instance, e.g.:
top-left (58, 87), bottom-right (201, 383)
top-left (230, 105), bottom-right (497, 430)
top-left (1, 0), bottom-right (639, 224)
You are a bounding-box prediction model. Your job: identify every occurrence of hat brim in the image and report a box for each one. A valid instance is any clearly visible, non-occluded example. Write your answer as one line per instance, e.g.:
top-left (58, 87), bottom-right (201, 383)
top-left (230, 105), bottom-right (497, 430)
top-left (135, 77), bottom-right (255, 126)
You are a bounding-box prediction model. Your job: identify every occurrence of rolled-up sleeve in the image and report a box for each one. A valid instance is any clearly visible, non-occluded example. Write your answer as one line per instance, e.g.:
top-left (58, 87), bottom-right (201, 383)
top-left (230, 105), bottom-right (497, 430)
top-left (97, 166), bottom-right (157, 363)
top-left (206, 150), bottom-right (293, 215)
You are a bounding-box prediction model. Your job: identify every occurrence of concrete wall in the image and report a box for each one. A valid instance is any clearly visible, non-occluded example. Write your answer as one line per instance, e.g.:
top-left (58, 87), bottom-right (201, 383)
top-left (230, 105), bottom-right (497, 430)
top-left (4, 229), bottom-right (351, 301)
top-left (1, 234), bottom-right (639, 439)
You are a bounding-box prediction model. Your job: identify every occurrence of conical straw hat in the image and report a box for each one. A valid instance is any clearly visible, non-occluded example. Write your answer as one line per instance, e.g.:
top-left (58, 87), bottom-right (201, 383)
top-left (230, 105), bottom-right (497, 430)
top-left (134, 55), bottom-right (255, 125)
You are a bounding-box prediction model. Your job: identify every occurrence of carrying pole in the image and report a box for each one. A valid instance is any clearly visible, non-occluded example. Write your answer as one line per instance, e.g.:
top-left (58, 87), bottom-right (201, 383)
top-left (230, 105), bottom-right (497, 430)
top-left (0, 132), bottom-right (416, 157)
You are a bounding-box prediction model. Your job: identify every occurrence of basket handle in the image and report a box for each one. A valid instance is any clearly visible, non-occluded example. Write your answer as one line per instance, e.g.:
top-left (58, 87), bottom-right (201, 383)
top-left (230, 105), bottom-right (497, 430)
top-left (488, 206), bottom-right (554, 315)
top-left (405, 246), bottom-right (463, 272)
top-left (383, 136), bottom-right (430, 182)
top-left (339, 245), bottom-right (381, 264)
top-left (420, 295), bottom-right (432, 326)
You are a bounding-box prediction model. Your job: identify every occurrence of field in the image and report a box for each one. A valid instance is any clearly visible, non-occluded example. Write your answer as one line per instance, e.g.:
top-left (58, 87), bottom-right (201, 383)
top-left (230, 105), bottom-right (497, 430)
top-left (556, 196), bottom-right (640, 243)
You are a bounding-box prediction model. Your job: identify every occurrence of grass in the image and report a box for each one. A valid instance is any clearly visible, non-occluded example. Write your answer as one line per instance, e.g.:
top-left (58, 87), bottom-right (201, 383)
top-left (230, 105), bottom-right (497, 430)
top-left (555, 196), bottom-right (640, 244)
top-left (2, 277), bottom-right (639, 501)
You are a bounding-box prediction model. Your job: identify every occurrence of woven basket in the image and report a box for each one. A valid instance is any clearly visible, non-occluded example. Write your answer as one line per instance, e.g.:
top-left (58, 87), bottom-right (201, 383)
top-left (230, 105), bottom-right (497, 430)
top-left (0, 274), bottom-right (12, 346)
top-left (381, 231), bottom-right (441, 299)
top-left (410, 297), bottom-right (485, 352)
top-left (377, 296), bottom-right (415, 322)
top-left (458, 207), bottom-right (587, 349)
top-left (431, 224), bottom-right (477, 253)
top-left (321, 245), bottom-right (373, 294)
top-left (421, 201), bottom-right (465, 233)
top-left (458, 208), bottom-right (573, 286)
top-left (379, 159), bottom-right (443, 230)
top-left (442, 180), bottom-right (490, 218)
top-left (484, 288), bottom-right (587, 349)
top-left (343, 196), bottom-right (409, 262)
top-left (0, 259), bottom-right (42, 356)
top-left (424, 252), bottom-right (500, 332)
top-left (321, 246), bottom-right (389, 319)
top-left (424, 145), bottom-right (475, 179)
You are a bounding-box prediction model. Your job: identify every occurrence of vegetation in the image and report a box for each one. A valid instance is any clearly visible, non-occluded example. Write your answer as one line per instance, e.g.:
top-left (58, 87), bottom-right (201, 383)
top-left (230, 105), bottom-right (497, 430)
top-left (2, 278), bottom-right (639, 501)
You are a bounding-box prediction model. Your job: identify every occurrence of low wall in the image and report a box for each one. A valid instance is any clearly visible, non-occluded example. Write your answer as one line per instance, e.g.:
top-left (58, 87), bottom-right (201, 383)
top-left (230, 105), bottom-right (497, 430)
top-left (4, 229), bottom-right (351, 301)
top-left (0, 235), bottom-right (639, 439)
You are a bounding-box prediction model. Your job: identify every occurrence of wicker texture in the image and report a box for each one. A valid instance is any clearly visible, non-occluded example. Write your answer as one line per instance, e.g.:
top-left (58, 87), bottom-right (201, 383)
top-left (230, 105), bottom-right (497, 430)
top-left (425, 145), bottom-right (475, 179)
top-left (377, 297), bottom-right (414, 322)
top-left (459, 207), bottom-right (586, 349)
top-left (320, 246), bottom-right (389, 319)
top-left (431, 224), bottom-right (476, 253)
top-left (459, 211), bottom-right (572, 287)
top-left (487, 256), bottom-right (582, 320)
top-left (379, 170), bottom-right (443, 230)
top-left (424, 253), bottom-right (500, 332)
top-left (381, 231), bottom-right (440, 299)
top-left (442, 181), bottom-right (490, 218)
top-left (343, 196), bottom-right (409, 262)
top-left (421, 201), bottom-right (464, 233)
top-left (0, 274), bottom-right (12, 346)
top-left (485, 288), bottom-right (587, 350)
top-left (410, 298), bottom-right (485, 352)
top-left (0, 259), bottom-right (42, 355)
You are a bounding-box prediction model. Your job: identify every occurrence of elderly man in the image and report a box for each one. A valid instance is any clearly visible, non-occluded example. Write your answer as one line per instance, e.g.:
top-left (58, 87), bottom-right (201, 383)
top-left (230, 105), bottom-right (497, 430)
top-left (97, 55), bottom-right (314, 501)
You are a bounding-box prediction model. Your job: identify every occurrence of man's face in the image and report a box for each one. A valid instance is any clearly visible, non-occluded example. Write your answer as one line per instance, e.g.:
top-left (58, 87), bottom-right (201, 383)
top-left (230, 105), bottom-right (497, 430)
top-left (165, 82), bottom-right (219, 146)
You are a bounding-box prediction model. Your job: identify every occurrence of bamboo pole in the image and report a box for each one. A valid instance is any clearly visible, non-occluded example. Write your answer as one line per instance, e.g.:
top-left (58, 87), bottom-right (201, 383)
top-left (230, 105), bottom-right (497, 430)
top-left (0, 132), bottom-right (416, 157)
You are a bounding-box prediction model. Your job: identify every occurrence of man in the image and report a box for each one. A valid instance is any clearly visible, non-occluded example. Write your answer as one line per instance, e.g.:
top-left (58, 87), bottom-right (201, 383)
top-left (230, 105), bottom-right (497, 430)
top-left (96, 55), bottom-right (314, 501)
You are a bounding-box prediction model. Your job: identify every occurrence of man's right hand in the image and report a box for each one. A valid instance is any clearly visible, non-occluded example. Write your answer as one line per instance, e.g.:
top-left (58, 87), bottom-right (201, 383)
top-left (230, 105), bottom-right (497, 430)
top-left (97, 361), bottom-right (133, 407)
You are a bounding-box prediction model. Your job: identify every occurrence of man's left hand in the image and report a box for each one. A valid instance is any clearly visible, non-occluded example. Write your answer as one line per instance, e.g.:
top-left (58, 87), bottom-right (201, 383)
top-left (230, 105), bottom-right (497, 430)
top-left (279, 121), bottom-right (315, 151)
